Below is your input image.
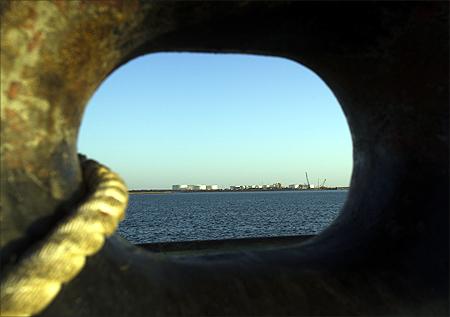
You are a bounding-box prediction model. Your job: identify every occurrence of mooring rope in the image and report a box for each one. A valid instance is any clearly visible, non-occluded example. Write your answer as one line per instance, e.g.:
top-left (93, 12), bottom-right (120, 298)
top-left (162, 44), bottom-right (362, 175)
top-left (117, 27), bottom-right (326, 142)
top-left (0, 157), bottom-right (128, 317)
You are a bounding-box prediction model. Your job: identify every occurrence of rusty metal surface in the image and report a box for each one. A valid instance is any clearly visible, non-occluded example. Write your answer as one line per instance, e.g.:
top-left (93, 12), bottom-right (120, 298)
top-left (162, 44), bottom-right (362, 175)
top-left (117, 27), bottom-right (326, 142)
top-left (1, 1), bottom-right (448, 315)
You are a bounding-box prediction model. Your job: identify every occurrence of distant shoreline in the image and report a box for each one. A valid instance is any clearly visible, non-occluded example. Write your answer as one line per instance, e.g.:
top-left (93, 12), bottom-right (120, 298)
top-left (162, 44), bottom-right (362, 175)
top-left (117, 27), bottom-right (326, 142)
top-left (129, 188), bottom-right (350, 194)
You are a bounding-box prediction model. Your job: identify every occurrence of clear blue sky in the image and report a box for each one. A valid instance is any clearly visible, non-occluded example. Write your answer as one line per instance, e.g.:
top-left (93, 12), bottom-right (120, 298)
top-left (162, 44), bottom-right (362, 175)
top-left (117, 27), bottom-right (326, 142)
top-left (78, 53), bottom-right (353, 190)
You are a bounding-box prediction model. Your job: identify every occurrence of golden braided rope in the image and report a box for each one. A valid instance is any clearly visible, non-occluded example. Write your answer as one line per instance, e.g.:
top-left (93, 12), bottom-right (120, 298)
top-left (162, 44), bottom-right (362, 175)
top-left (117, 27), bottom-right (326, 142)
top-left (1, 157), bottom-right (128, 317)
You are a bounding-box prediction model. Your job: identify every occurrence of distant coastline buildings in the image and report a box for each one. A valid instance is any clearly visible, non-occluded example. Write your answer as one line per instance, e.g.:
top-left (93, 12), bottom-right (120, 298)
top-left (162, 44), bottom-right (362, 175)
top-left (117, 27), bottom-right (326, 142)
top-left (132, 182), bottom-right (346, 193)
top-left (173, 173), bottom-right (335, 191)
top-left (229, 183), bottom-right (315, 190)
top-left (172, 182), bottom-right (328, 191)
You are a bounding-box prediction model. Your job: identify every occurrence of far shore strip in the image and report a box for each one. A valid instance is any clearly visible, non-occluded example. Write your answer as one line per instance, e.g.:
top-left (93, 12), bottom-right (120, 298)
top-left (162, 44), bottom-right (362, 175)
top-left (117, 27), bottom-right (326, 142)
top-left (128, 188), bottom-right (350, 194)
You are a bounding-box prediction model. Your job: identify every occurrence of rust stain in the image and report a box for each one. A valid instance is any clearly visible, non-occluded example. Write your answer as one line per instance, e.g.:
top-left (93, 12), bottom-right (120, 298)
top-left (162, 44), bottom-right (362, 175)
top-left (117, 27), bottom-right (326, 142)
top-left (27, 31), bottom-right (43, 52)
top-left (37, 167), bottom-right (50, 179)
top-left (4, 108), bottom-right (18, 120)
top-left (77, 0), bottom-right (88, 11)
top-left (4, 155), bottom-right (21, 170)
top-left (4, 108), bottom-right (23, 134)
top-left (53, 0), bottom-right (68, 15)
top-left (7, 82), bottom-right (21, 99)
top-left (21, 66), bottom-right (34, 79)
top-left (22, 6), bottom-right (38, 30)
top-left (34, 0), bottom-right (143, 134)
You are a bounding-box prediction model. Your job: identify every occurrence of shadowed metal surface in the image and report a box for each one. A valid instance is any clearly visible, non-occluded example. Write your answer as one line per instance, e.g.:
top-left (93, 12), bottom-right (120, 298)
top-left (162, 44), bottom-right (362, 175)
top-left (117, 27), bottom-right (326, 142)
top-left (1, 1), bottom-right (448, 315)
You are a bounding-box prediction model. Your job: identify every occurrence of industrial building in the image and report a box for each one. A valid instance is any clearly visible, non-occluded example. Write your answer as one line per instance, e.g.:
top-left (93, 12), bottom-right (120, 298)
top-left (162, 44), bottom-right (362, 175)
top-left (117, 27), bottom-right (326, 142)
top-left (172, 184), bottom-right (189, 190)
top-left (172, 184), bottom-right (219, 191)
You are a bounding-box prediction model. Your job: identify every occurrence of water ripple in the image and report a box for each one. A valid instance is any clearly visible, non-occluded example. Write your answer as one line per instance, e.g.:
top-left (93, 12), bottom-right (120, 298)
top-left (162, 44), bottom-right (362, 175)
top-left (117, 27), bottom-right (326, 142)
top-left (118, 190), bottom-right (348, 244)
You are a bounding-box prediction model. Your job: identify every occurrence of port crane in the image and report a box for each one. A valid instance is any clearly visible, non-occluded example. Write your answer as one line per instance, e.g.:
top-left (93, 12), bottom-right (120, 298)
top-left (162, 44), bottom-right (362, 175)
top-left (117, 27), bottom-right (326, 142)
top-left (305, 172), bottom-right (310, 189)
top-left (320, 178), bottom-right (327, 189)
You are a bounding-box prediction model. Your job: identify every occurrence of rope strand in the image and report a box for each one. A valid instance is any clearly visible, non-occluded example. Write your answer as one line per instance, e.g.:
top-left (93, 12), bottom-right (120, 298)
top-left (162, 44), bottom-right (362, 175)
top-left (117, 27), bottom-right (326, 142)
top-left (1, 158), bottom-right (128, 316)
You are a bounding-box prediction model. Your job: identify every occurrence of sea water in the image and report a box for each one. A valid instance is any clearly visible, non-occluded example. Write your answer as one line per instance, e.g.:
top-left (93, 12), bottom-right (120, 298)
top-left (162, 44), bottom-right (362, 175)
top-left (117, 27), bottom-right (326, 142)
top-left (118, 190), bottom-right (348, 244)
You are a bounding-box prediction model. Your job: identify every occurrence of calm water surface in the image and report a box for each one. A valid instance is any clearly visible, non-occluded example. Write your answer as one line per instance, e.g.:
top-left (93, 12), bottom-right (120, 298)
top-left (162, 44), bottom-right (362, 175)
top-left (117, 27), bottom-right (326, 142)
top-left (118, 190), bottom-right (348, 244)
